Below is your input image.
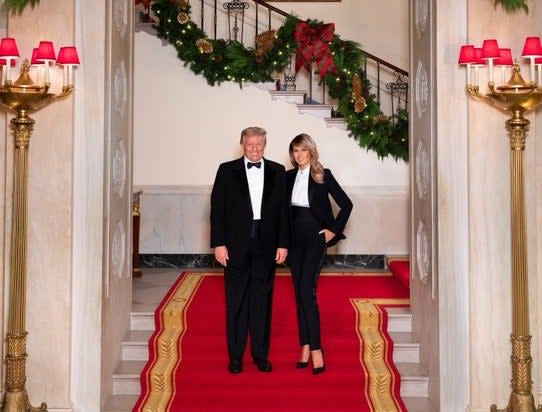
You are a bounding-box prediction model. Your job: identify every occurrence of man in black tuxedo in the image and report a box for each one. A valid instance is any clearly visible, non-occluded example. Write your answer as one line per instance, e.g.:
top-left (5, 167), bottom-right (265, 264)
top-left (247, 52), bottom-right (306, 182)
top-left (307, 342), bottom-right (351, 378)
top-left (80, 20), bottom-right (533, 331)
top-left (210, 126), bottom-right (289, 374)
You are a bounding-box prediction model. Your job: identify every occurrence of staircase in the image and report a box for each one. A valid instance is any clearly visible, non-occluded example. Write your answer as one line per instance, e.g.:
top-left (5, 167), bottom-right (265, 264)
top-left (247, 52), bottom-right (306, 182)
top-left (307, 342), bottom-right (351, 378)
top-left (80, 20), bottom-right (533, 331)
top-left (104, 269), bottom-right (434, 412)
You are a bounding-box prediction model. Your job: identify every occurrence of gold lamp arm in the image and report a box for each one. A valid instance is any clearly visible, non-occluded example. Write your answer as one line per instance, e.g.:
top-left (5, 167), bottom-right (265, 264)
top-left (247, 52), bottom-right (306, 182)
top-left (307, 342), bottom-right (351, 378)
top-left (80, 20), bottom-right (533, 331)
top-left (466, 86), bottom-right (510, 113)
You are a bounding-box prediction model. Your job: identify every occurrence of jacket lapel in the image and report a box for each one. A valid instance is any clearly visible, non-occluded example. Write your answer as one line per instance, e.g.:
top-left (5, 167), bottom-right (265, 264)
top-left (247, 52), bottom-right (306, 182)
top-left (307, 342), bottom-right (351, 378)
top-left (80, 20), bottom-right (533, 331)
top-left (308, 173), bottom-right (316, 207)
top-left (233, 157), bottom-right (253, 215)
top-left (261, 158), bottom-right (275, 218)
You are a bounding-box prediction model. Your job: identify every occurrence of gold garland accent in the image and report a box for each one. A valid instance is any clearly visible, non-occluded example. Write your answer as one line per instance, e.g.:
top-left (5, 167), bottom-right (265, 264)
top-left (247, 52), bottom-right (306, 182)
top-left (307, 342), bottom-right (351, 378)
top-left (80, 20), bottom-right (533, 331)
top-left (255, 30), bottom-right (276, 63)
top-left (196, 38), bottom-right (213, 54)
top-left (138, 273), bottom-right (204, 412)
top-left (352, 73), bottom-right (366, 113)
top-left (177, 12), bottom-right (189, 24)
top-left (373, 114), bottom-right (389, 124)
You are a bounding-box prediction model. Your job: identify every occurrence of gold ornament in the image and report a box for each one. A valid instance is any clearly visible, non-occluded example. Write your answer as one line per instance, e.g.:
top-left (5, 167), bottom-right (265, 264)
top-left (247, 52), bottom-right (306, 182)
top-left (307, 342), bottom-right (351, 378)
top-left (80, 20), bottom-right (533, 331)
top-left (177, 12), bottom-right (189, 24)
top-left (352, 73), bottom-right (366, 113)
top-left (196, 38), bottom-right (213, 54)
top-left (373, 114), bottom-right (389, 123)
top-left (255, 30), bottom-right (276, 63)
top-left (354, 96), bottom-right (366, 113)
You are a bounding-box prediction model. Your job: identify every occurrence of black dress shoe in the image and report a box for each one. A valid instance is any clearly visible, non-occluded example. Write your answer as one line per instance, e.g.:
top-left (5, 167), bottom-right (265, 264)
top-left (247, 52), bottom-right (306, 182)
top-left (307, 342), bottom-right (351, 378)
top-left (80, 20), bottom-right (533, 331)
top-left (295, 360), bottom-right (309, 369)
top-left (253, 358), bottom-right (272, 372)
top-left (228, 359), bottom-right (242, 374)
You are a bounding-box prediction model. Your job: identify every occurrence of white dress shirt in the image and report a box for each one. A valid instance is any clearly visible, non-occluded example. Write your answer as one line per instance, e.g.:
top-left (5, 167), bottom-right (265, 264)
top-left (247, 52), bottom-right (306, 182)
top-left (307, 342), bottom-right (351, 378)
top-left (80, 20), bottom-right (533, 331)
top-left (244, 157), bottom-right (264, 220)
top-left (291, 166), bottom-right (310, 207)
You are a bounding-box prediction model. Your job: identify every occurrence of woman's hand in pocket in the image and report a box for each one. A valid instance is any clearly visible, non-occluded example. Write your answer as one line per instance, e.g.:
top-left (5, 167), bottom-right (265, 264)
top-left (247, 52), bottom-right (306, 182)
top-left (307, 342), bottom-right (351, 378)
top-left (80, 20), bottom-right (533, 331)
top-left (318, 229), bottom-right (335, 243)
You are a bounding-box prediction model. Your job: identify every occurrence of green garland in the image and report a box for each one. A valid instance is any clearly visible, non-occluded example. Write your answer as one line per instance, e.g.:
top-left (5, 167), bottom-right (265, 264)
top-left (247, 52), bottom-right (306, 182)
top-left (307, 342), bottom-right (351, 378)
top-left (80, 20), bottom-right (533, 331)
top-left (2, 0), bottom-right (40, 14)
top-left (493, 0), bottom-right (528, 13)
top-left (152, 0), bottom-right (408, 161)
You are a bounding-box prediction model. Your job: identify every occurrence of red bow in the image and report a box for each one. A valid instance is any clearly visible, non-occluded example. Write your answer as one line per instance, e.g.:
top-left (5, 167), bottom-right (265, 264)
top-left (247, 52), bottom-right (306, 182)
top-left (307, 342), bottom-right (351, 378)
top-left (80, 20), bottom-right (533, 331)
top-left (293, 21), bottom-right (336, 77)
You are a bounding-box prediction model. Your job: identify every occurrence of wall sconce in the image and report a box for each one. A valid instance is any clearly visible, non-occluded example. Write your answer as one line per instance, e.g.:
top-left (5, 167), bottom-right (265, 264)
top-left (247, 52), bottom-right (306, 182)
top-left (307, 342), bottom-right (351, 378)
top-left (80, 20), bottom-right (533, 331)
top-left (0, 37), bottom-right (79, 412)
top-left (459, 37), bottom-right (542, 412)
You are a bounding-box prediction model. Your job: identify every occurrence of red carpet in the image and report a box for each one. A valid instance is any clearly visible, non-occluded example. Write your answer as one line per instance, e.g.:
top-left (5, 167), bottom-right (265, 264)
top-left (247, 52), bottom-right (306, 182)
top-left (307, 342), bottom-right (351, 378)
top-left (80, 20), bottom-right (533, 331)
top-left (133, 272), bottom-right (409, 412)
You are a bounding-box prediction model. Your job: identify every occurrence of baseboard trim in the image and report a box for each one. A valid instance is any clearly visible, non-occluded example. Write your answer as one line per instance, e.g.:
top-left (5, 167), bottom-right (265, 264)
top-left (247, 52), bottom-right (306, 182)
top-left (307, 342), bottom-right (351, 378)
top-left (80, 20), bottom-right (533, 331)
top-left (139, 254), bottom-right (386, 270)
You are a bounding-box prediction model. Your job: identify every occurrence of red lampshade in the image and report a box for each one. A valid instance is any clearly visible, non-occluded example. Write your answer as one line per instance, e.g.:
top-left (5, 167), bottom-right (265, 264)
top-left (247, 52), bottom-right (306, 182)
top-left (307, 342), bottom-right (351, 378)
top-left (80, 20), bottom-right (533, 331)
top-left (535, 57), bottom-right (542, 65)
top-left (0, 37), bottom-right (19, 59)
top-left (481, 39), bottom-right (500, 59)
top-left (521, 36), bottom-right (542, 57)
top-left (0, 59), bottom-right (16, 66)
top-left (458, 45), bottom-right (477, 64)
top-left (472, 48), bottom-right (486, 66)
top-left (494, 48), bottom-right (513, 66)
top-left (57, 46), bottom-right (80, 65)
top-left (30, 48), bottom-right (44, 66)
top-left (36, 41), bottom-right (56, 61)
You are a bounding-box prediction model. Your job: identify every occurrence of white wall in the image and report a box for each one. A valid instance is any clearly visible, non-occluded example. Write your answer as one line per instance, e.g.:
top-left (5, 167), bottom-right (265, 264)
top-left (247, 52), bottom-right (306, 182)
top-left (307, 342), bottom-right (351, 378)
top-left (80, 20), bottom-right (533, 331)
top-left (134, 31), bottom-right (407, 187)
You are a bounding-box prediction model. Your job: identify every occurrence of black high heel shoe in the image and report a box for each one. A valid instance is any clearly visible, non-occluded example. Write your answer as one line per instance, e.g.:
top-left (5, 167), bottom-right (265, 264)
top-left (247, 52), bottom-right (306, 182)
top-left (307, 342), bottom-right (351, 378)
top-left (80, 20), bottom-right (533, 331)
top-left (296, 345), bottom-right (310, 369)
top-left (312, 349), bottom-right (325, 375)
top-left (295, 360), bottom-right (309, 368)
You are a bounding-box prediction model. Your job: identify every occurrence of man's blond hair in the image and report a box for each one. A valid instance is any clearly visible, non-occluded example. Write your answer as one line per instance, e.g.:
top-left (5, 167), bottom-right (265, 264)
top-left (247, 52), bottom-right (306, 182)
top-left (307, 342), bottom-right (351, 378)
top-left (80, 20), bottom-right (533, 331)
top-left (240, 126), bottom-right (267, 145)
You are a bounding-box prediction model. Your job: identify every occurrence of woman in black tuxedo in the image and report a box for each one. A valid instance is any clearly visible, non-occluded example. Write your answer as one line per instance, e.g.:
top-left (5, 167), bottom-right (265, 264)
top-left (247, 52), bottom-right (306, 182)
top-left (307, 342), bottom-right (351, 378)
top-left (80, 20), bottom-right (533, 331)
top-left (287, 133), bottom-right (352, 375)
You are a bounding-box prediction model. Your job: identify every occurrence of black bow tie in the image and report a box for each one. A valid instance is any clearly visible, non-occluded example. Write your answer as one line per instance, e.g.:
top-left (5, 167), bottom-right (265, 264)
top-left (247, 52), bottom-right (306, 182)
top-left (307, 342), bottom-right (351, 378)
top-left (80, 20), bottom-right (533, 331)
top-left (247, 161), bottom-right (261, 169)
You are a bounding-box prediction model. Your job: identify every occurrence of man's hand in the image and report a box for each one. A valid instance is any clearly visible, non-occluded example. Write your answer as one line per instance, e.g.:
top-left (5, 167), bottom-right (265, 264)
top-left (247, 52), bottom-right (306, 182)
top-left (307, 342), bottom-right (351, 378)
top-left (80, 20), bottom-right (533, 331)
top-left (318, 229), bottom-right (335, 243)
top-left (275, 248), bottom-right (288, 264)
top-left (214, 245), bottom-right (229, 267)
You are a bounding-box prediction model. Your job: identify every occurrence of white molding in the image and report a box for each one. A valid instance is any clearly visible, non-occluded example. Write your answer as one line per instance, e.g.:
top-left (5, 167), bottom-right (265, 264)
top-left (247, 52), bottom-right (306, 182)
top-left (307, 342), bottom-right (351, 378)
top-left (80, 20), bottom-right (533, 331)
top-left (136, 184), bottom-right (408, 197)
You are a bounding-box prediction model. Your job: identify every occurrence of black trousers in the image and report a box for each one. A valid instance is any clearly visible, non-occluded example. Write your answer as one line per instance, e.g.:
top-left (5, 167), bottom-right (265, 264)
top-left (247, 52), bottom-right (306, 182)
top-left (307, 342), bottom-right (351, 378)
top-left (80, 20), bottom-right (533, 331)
top-left (288, 206), bottom-right (326, 350)
top-left (224, 222), bottom-right (274, 361)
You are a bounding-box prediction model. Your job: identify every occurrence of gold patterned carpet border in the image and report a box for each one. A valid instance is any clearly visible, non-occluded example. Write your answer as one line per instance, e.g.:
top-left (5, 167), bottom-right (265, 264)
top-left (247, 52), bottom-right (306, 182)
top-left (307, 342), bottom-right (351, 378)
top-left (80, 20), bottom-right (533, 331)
top-left (352, 298), bottom-right (409, 412)
top-left (137, 273), bottom-right (204, 412)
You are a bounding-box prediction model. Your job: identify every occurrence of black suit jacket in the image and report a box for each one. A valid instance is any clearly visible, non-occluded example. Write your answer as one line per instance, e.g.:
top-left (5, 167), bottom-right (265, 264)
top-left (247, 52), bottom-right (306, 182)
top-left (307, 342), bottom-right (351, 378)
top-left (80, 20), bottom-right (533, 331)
top-left (287, 168), bottom-right (353, 247)
top-left (210, 157), bottom-right (289, 266)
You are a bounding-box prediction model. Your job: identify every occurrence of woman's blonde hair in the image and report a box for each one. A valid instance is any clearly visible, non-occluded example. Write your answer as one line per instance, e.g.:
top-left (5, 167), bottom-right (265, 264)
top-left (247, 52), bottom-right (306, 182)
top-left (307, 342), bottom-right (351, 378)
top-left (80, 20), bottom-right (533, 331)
top-left (288, 133), bottom-right (324, 183)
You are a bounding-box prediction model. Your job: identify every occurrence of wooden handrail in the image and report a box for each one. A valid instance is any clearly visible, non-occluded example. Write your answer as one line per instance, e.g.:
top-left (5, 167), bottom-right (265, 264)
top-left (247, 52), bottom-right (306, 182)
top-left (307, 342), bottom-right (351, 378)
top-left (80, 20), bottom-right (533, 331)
top-left (251, 0), bottom-right (408, 77)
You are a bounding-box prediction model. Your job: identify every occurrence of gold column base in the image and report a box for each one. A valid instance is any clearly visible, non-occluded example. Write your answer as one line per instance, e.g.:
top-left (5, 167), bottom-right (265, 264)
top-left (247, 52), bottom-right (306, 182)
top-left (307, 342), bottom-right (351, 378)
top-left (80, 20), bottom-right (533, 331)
top-left (490, 396), bottom-right (542, 412)
top-left (1, 391), bottom-right (47, 412)
top-left (490, 335), bottom-right (542, 412)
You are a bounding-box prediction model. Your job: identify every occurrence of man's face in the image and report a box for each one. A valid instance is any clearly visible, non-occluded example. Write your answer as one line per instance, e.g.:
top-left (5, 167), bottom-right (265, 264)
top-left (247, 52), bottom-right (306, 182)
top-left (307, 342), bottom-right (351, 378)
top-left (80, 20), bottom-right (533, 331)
top-left (242, 134), bottom-right (265, 162)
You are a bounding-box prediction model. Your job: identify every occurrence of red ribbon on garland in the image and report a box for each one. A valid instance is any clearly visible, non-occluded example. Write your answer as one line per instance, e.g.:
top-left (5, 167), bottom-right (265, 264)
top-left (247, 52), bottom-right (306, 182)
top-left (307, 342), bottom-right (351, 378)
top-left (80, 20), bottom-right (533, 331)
top-left (293, 21), bottom-right (337, 77)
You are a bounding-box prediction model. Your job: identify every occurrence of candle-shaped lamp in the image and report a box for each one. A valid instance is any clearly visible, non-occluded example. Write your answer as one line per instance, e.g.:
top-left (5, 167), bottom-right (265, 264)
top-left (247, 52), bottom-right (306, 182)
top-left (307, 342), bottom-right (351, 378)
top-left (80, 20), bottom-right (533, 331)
top-left (481, 39), bottom-right (500, 84)
top-left (0, 37), bottom-right (19, 84)
top-left (36, 41), bottom-right (56, 86)
top-left (57, 46), bottom-right (80, 87)
top-left (521, 36), bottom-right (542, 84)
top-left (458, 45), bottom-right (477, 85)
top-left (494, 48), bottom-right (513, 86)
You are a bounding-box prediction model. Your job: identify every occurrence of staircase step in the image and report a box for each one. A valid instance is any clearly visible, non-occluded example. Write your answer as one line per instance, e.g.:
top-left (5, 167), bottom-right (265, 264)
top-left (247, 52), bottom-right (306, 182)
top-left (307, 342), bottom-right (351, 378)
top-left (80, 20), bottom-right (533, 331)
top-left (402, 396), bottom-right (435, 412)
top-left (122, 330), bottom-right (153, 361)
top-left (324, 117), bottom-right (347, 130)
top-left (297, 103), bottom-right (333, 118)
top-left (269, 90), bottom-right (306, 104)
top-left (246, 81), bottom-right (278, 91)
top-left (113, 360), bottom-right (428, 399)
top-left (112, 360), bottom-right (146, 395)
top-left (386, 307), bottom-right (412, 333)
top-left (389, 331), bottom-right (420, 363)
top-left (130, 312), bottom-right (154, 331)
top-left (103, 394), bottom-right (138, 412)
top-left (396, 362), bottom-right (429, 398)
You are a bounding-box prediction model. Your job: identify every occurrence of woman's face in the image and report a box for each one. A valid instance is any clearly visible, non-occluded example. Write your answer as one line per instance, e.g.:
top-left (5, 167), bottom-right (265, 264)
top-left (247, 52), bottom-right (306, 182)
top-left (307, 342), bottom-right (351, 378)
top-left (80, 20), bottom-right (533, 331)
top-left (292, 144), bottom-right (311, 169)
